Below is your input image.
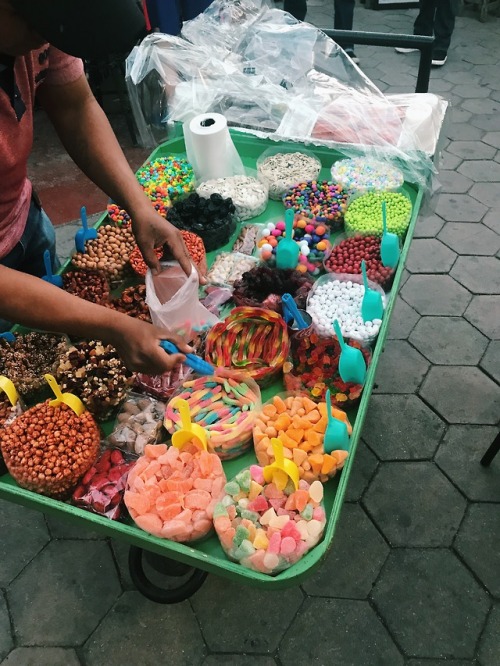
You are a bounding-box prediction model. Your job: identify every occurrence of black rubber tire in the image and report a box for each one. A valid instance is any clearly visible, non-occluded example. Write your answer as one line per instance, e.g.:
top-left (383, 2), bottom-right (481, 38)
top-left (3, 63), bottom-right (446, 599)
top-left (128, 546), bottom-right (208, 604)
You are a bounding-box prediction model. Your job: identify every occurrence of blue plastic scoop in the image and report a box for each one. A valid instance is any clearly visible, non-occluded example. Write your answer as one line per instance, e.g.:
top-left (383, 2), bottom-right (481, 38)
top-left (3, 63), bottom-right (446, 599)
top-left (323, 388), bottom-right (350, 453)
top-left (42, 250), bottom-right (63, 288)
top-left (0, 332), bottom-right (15, 343)
top-left (160, 340), bottom-right (215, 375)
top-left (276, 209), bottom-right (300, 270)
top-left (333, 319), bottom-right (367, 385)
top-left (361, 259), bottom-right (384, 323)
top-left (281, 293), bottom-right (308, 330)
top-left (380, 201), bottom-right (400, 269)
top-left (75, 206), bottom-right (97, 253)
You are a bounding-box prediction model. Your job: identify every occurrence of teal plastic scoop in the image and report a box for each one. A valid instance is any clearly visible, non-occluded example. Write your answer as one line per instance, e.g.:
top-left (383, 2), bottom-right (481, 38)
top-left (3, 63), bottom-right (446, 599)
top-left (42, 250), bottom-right (63, 288)
top-left (75, 206), bottom-right (97, 253)
top-left (380, 201), bottom-right (400, 269)
top-left (323, 388), bottom-right (350, 453)
top-left (276, 209), bottom-right (299, 270)
top-left (333, 319), bottom-right (367, 385)
top-left (361, 259), bottom-right (384, 323)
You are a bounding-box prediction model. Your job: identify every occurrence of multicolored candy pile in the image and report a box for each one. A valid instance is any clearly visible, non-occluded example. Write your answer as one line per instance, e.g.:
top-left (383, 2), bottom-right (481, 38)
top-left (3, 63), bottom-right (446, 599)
top-left (253, 394), bottom-right (350, 483)
top-left (214, 466), bottom-right (326, 575)
top-left (330, 157), bottom-right (404, 200)
top-left (136, 156), bottom-right (195, 216)
top-left (283, 331), bottom-right (371, 406)
top-left (257, 216), bottom-right (330, 276)
top-left (107, 203), bottom-right (132, 226)
top-left (164, 372), bottom-right (261, 460)
top-left (125, 443), bottom-right (226, 543)
top-left (283, 180), bottom-right (348, 231)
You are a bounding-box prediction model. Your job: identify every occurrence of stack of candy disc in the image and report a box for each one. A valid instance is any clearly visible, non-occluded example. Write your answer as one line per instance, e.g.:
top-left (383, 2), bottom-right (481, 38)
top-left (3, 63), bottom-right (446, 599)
top-left (214, 466), bottom-right (327, 575)
top-left (124, 442), bottom-right (226, 543)
top-left (204, 307), bottom-right (290, 387)
top-left (164, 370), bottom-right (262, 460)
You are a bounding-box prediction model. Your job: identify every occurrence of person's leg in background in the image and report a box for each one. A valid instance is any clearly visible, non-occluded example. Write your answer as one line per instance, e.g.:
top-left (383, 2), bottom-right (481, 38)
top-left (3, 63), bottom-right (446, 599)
top-left (395, 0), bottom-right (435, 54)
top-left (432, 0), bottom-right (459, 64)
top-left (283, 0), bottom-right (307, 21)
top-left (333, 0), bottom-right (358, 63)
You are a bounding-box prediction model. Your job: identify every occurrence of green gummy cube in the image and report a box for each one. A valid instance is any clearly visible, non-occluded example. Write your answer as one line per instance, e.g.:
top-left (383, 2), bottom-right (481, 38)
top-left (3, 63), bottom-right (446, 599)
top-left (234, 525), bottom-right (250, 547)
top-left (224, 481), bottom-right (241, 496)
top-left (234, 539), bottom-right (256, 559)
top-left (301, 504), bottom-right (314, 521)
top-left (236, 469), bottom-right (251, 493)
top-left (241, 509), bottom-right (260, 523)
top-left (213, 503), bottom-right (228, 519)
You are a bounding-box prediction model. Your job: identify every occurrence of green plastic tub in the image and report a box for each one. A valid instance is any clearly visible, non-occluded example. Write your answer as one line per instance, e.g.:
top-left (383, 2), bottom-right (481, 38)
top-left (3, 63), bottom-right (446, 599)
top-left (0, 129), bottom-right (424, 590)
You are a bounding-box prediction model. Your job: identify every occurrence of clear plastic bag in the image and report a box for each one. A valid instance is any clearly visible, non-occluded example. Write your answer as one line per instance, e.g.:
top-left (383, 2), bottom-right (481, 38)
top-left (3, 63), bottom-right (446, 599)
top-left (145, 262), bottom-right (219, 340)
top-left (107, 393), bottom-right (166, 456)
top-left (257, 146), bottom-right (321, 200)
top-left (206, 252), bottom-right (259, 286)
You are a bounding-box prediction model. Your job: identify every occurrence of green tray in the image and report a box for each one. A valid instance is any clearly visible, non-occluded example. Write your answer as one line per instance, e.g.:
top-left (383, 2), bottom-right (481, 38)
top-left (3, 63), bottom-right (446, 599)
top-left (0, 130), bottom-right (423, 589)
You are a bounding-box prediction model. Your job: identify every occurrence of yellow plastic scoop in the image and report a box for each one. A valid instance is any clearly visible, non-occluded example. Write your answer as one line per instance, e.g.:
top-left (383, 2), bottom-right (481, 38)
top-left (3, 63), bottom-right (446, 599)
top-left (171, 398), bottom-right (208, 450)
top-left (44, 374), bottom-right (86, 416)
top-left (263, 437), bottom-right (299, 491)
top-left (0, 376), bottom-right (19, 407)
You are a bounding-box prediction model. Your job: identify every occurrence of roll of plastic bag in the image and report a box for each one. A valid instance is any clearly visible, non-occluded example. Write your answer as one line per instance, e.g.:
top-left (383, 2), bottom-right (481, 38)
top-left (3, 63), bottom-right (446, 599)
top-left (184, 113), bottom-right (244, 182)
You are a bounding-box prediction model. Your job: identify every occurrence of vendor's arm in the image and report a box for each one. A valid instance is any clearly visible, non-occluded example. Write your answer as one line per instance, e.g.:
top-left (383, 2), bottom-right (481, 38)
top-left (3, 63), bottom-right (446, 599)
top-left (36, 73), bottom-right (193, 276)
top-left (0, 266), bottom-right (191, 374)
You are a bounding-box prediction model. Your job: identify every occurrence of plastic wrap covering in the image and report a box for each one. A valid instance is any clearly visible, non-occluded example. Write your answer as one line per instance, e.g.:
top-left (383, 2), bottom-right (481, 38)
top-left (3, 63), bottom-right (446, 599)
top-left (126, 0), bottom-right (446, 188)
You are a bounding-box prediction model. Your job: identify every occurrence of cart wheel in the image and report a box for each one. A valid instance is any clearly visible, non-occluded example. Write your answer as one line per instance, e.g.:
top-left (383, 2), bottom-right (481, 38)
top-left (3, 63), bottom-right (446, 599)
top-left (128, 546), bottom-right (208, 604)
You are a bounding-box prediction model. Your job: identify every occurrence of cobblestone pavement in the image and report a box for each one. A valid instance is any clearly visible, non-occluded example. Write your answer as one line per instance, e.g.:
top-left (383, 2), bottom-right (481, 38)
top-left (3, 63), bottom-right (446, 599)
top-left (1, 3), bottom-right (499, 665)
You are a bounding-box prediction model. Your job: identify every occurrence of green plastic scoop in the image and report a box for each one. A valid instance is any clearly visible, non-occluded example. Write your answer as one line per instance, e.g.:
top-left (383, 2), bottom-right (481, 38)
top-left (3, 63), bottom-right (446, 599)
top-left (323, 388), bottom-right (350, 453)
top-left (333, 319), bottom-right (367, 385)
top-left (276, 209), bottom-right (300, 270)
top-left (380, 201), bottom-right (400, 269)
top-left (361, 259), bottom-right (384, 323)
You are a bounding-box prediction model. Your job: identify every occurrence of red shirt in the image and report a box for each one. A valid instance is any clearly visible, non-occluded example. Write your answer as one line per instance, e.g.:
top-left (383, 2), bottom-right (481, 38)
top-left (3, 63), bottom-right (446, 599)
top-left (0, 46), bottom-right (84, 259)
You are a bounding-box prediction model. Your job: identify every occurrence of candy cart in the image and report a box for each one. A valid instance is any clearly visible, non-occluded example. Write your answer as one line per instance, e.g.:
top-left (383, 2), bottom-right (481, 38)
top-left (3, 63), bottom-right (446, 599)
top-left (0, 122), bottom-right (431, 603)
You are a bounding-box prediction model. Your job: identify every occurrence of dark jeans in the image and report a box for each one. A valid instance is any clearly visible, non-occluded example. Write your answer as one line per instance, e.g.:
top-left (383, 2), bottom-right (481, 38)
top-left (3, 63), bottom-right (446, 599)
top-left (283, 0), bottom-right (307, 21)
top-left (283, 0), bottom-right (355, 50)
top-left (413, 0), bottom-right (459, 53)
top-left (0, 194), bottom-right (60, 331)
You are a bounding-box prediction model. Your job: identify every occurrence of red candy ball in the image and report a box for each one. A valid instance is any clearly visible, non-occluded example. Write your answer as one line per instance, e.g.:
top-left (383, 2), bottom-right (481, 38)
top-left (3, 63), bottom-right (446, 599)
top-left (324, 235), bottom-right (394, 288)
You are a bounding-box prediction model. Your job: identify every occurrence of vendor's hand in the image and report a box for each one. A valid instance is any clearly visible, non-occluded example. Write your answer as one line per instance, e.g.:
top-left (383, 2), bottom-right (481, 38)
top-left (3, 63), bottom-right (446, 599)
top-left (109, 316), bottom-right (193, 375)
top-left (132, 209), bottom-right (206, 283)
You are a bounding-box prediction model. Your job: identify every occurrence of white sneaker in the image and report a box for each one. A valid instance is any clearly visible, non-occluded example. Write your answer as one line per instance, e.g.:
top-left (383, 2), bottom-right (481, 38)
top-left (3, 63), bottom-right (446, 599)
top-left (395, 47), bottom-right (418, 54)
top-left (431, 52), bottom-right (448, 66)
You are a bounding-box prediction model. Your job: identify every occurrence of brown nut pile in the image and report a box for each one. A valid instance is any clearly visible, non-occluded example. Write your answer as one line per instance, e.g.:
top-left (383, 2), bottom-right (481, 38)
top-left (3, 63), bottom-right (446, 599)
top-left (0, 333), bottom-right (68, 397)
top-left (106, 284), bottom-right (151, 322)
top-left (0, 402), bottom-right (100, 498)
top-left (63, 269), bottom-right (110, 305)
top-left (56, 340), bottom-right (133, 421)
top-left (71, 224), bottom-right (136, 284)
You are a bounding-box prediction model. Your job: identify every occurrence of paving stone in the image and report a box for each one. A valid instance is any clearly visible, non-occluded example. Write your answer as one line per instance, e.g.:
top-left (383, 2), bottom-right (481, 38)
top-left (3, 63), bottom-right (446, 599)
top-left (479, 604), bottom-right (500, 666)
top-left (438, 150), bottom-right (463, 171)
top-left (437, 169), bottom-right (473, 194)
top-left (419, 366), bottom-right (500, 425)
top-left (481, 340), bottom-right (500, 383)
top-left (434, 193), bottom-right (488, 222)
top-left (364, 462), bottom-right (465, 547)
top-left (406, 238), bottom-right (457, 273)
top-left (458, 160), bottom-right (500, 182)
top-left (438, 222), bottom-right (500, 255)
top-left (409, 316), bottom-right (489, 365)
top-left (447, 141), bottom-right (496, 160)
top-left (436, 425), bottom-right (500, 501)
top-left (45, 514), bottom-right (105, 540)
top-left (372, 549), bottom-right (490, 659)
top-left (2, 647), bottom-right (81, 666)
top-left (470, 182), bottom-right (500, 209)
top-left (109, 540), bottom-right (135, 590)
top-left (401, 275), bottom-right (472, 316)
top-left (455, 504), bottom-right (500, 598)
top-left (482, 131), bottom-right (500, 149)
top-left (445, 123), bottom-right (484, 142)
top-left (202, 656), bottom-right (276, 666)
top-left (451, 256), bottom-right (500, 294)
top-left (279, 598), bottom-right (403, 666)
top-left (191, 576), bottom-right (303, 653)
top-left (452, 84), bottom-right (491, 99)
top-left (491, 89), bottom-right (500, 103)
top-left (0, 591), bottom-right (13, 662)
top-left (412, 213), bottom-right (445, 238)
top-left (464, 295), bottom-right (500, 338)
top-left (463, 46), bottom-right (499, 66)
top-left (387, 297), bottom-right (420, 339)
top-left (471, 114), bottom-right (500, 132)
top-left (463, 99), bottom-right (500, 117)
top-left (0, 500), bottom-right (50, 587)
top-left (372, 340), bottom-right (429, 394)
top-left (444, 71), bottom-right (482, 85)
top-left (343, 438), bottom-right (379, 501)
top-left (7, 540), bottom-right (120, 646)
top-left (363, 394), bottom-right (445, 460)
top-left (407, 660), bottom-right (477, 666)
top-left (84, 591), bottom-right (205, 665)
top-left (303, 503), bottom-right (389, 599)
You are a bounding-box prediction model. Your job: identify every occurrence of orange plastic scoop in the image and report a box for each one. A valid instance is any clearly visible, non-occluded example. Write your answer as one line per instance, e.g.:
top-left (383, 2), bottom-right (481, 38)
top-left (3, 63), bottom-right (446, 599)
top-left (263, 437), bottom-right (299, 491)
top-left (44, 374), bottom-right (86, 416)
